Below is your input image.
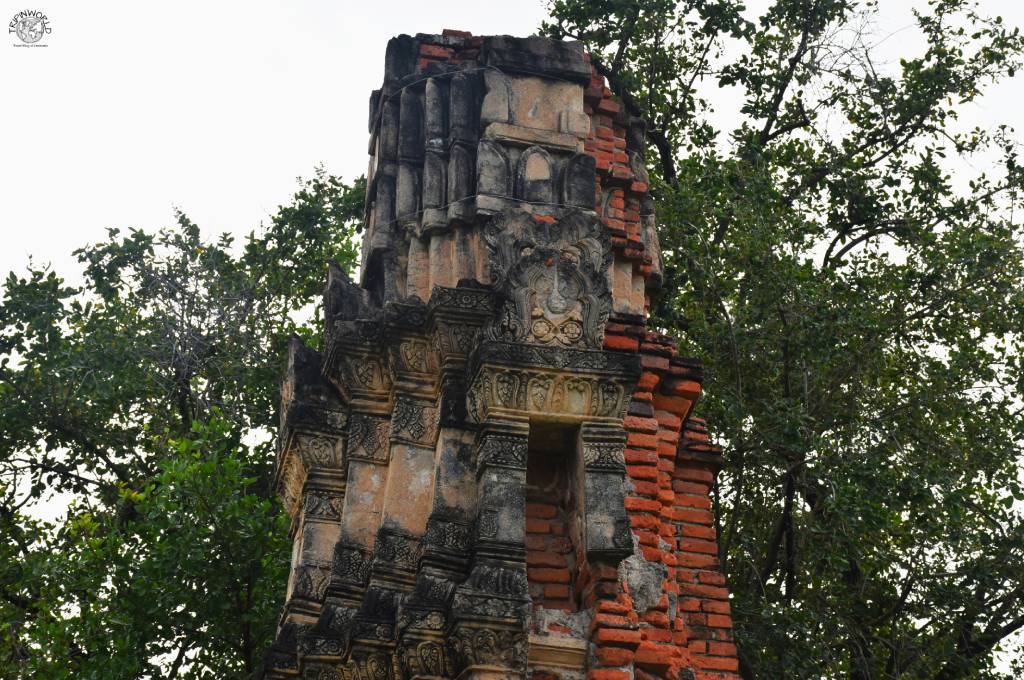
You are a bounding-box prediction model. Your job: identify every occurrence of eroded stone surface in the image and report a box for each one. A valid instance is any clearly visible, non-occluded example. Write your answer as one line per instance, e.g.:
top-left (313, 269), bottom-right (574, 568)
top-left (263, 30), bottom-right (740, 680)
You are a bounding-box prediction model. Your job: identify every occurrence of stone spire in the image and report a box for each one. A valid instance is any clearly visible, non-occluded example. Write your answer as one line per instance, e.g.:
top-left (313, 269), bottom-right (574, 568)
top-left (263, 30), bottom-right (739, 680)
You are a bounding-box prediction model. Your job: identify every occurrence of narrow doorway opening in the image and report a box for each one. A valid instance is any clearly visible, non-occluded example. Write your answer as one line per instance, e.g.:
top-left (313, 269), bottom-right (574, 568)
top-left (524, 421), bottom-right (582, 612)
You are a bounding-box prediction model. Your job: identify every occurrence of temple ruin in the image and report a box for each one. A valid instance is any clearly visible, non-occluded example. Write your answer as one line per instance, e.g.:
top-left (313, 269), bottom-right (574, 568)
top-left (263, 30), bottom-right (739, 680)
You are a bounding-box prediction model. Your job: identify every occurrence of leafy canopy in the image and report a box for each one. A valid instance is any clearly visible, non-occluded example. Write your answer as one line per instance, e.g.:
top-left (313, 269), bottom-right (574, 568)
top-left (0, 170), bottom-right (363, 679)
top-left (544, 0), bottom-right (1024, 678)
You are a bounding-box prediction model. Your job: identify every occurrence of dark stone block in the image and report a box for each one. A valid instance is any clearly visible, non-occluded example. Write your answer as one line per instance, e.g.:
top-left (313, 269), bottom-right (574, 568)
top-left (384, 34), bottom-right (417, 87)
top-left (562, 152), bottom-right (597, 209)
top-left (483, 35), bottom-right (591, 84)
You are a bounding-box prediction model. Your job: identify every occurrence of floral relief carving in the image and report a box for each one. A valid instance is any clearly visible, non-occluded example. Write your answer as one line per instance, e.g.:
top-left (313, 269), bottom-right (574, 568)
top-left (334, 544), bottom-right (373, 586)
top-left (468, 366), bottom-right (631, 420)
top-left (447, 626), bottom-right (527, 672)
top-left (346, 356), bottom-right (384, 391)
top-left (398, 339), bottom-right (431, 373)
top-left (389, 397), bottom-right (437, 445)
top-left (295, 434), bottom-right (341, 470)
top-left (398, 639), bottom-right (450, 679)
top-left (277, 452), bottom-right (305, 516)
top-left (483, 209), bottom-right (612, 350)
top-left (294, 564), bottom-right (332, 601)
top-left (304, 491), bottom-right (345, 521)
top-left (347, 414), bottom-right (390, 463)
top-left (423, 517), bottom-right (473, 553)
top-left (583, 441), bottom-right (626, 471)
top-left (428, 285), bottom-right (496, 312)
top-left (374, 529), bottom-right (421, 571)
top-left (477, 434), bottom-right (528, 470)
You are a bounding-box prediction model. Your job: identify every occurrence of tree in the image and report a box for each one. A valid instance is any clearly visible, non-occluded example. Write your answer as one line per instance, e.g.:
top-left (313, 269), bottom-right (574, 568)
top-left (0, 169), bottom-right (364, 679)
top-left (545, 1), bottom-right (1024, 678)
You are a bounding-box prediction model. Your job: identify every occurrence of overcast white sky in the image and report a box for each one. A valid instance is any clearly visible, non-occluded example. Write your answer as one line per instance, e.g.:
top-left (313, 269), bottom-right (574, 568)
top-left (2, 1), bottom-right (1022, 284)
top-left (0, 0), bottom-right (551, 281)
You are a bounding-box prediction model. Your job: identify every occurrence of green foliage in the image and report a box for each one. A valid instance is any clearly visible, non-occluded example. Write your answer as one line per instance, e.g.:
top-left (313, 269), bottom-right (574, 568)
top-left (0, 169), bottom-right (364, 678)
top-left (546, 1), bottom-right (1024, 678)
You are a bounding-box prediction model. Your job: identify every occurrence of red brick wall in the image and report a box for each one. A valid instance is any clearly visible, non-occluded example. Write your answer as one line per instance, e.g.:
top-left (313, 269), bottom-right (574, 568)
top-left (524, 426), bottom-right (582, 615)
top-left (586, 56), bottom-right (741, 680)
top-left (582, 322), bottom-right (739, 680)
top-left (583, 64), bottom-right (654, 291)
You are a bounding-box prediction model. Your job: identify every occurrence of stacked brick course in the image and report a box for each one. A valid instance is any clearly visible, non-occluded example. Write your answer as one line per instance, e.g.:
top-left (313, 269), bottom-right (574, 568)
top-left (594, 320), bottom-right (739, 679)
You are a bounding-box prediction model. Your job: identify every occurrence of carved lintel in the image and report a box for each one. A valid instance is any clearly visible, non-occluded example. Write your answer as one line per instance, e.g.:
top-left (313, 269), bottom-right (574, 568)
top-left (467, 363), bottom-right (635, 423)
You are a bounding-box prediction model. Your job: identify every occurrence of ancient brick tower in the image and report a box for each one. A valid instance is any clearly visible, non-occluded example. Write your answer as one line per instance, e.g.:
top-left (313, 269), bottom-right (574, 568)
top-left (263, 31), bottom-right (740, 680)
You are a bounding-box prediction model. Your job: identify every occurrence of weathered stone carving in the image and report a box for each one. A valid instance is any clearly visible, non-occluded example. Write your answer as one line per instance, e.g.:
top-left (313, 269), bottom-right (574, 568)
top-left (304, 490), bottom-right (346, 521)
top-left (388, 397), bottom-right (438, 446)
top-left (346, 414), bottom-right (390, 464)
top-left (483, 210), bottom-right (612, 350)
top-left (582, 441), bottom-right (627, 472)
top-left (448, 626), bottom-right (528, 670)
top-left (294, 564), bottom-right (333, 602)
top-left (266, 30), bottom-right (737, 680)
top-left (477, 433), bottom-right (529, 469)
